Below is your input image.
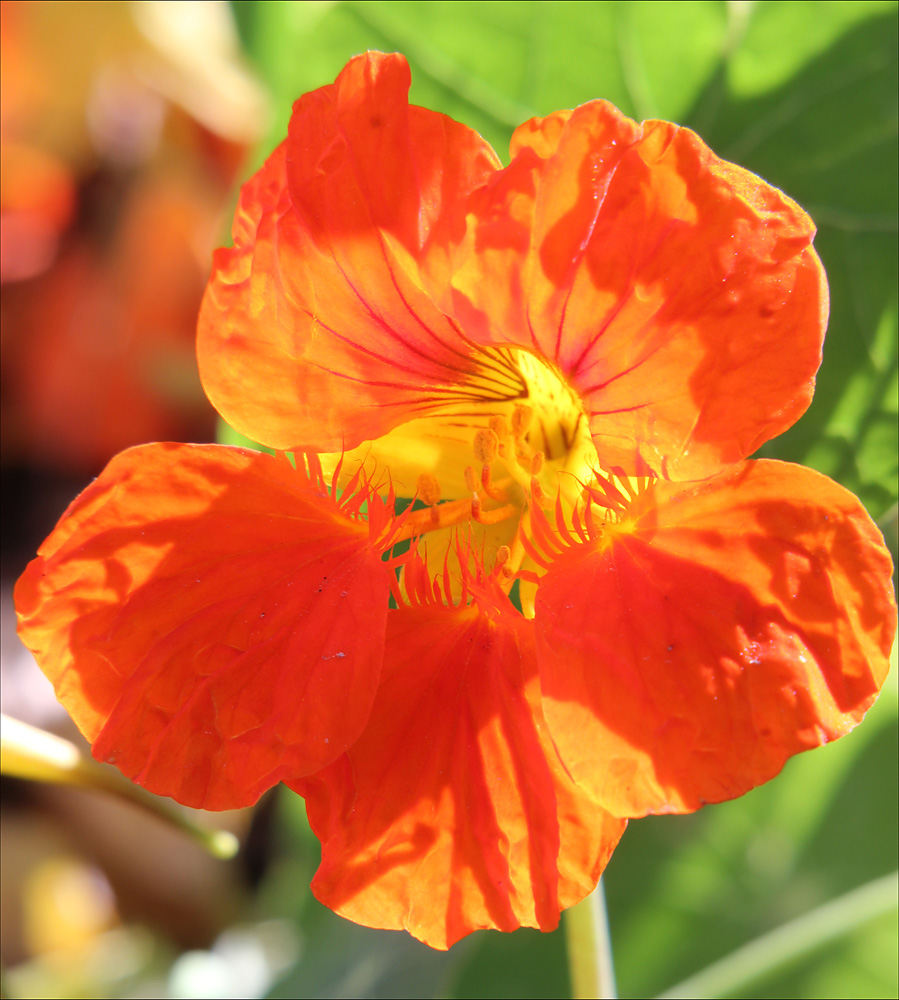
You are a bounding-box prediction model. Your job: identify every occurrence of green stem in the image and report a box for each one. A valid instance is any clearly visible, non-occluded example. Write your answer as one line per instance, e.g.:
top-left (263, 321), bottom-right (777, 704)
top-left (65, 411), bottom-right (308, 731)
top-left (565, 878), bottom-right (617, 999)
top-left (657, 870), bottom-right (899, 999)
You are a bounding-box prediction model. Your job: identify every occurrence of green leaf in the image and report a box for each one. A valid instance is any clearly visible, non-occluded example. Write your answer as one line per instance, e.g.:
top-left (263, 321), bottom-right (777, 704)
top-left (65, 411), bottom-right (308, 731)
top-left (701, 3), bottom-right (899, 520)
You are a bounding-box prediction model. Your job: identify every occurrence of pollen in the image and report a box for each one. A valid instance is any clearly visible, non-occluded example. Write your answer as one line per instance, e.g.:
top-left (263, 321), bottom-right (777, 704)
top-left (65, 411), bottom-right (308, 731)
top-left (495, 544), bottom-right (516, 581)
top-left (530, 476), bottom-right (548, 506)
top-left (473, 428), bottom-right (499, 465)
top-left (417, 473), bottom-right (442, 507)
top-left (327, 344), bottom-right (596, 596)
top-left (511, 404), bottom-right (533, 439)
top-left (489, 415), bottom-right (509, 439)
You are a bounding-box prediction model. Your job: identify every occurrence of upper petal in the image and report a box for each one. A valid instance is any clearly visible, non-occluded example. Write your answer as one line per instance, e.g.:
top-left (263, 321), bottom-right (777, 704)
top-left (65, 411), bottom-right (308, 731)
top-left (14, 444), bottom-right (393, 809)
top-left (198, 52), bottom-right (502, 452)
top-left (448, 102), bottom-right (827, 480)
top-left (534, 460), bottom-right (896, 816)
top-left (293, 566), bottom-right (624, 949)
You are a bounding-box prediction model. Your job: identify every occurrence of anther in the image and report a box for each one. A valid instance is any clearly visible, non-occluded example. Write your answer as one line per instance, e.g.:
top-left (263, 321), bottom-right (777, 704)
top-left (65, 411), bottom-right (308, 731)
top-left (530, 476), bottom-right (548, 506)
top-left (511, 404), bottom-right (533, 439)
top-left (464, 465), bottom-right (479, 492)
top-left (473, 428), bottom-right (499, 465)
top-left (495, 544), bottom-right (515, 579)
top-left (529, 451), bottom-right (545, 476)
top-left (489, 416), bottom-right (508, 439)
top-left (416, 473), bottom-right (442, 507)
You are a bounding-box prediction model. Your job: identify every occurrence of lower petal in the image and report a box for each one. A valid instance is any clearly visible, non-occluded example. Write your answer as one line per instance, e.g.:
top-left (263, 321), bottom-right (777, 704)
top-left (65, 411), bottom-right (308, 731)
top-left (15, 444), bottom-right (392, 809)
top-left (293, 588), bottom-right (624, 950)
top-left (534, 460), bottom-right (896, 816)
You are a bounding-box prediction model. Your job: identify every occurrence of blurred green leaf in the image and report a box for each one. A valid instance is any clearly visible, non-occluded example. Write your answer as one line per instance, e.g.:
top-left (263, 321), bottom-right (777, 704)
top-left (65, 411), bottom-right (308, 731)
top-left (216, 415), bottom-right (276, 455)
top-left (701, 4), bottom-right (899, 522)
top-left (657, 871), bottom-right (898, 998)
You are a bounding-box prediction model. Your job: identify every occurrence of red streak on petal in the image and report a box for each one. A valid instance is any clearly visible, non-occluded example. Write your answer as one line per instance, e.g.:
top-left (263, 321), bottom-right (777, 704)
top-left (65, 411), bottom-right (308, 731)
top-left (294, 596), bottom-right (623, 948)
top-left (199, 53), bottom-right (502, 454)
top-left (449, 101), bottom-right (827, 479)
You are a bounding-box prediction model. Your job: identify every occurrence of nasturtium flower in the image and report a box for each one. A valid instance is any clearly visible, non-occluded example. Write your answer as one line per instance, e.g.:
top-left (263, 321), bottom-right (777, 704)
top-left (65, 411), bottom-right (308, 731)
top-left (15, 52), bottom-right (896, 950)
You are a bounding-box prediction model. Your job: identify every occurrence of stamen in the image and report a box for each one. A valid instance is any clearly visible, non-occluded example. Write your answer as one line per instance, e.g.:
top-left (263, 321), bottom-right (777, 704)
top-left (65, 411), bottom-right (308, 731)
top-left (498, 523), bottom-right (528, 592)
top-left (494, 543), bottom-right (517, 583)
top-left (370, 344), bottom-right (597, 607)
top-left (530, 476), bottom-right (549, 506)
top-left (417, 473), bottom-right (441, 507)
top-left (473, 428), bottom-right (499, 465)
top-left (493, 437), bottom-right (533, 492)
top-left (397, 496), bottom-right (478, 541)
top-left (489, 416), bottom-right (508, 439)
top-left (471, 496), bottom-right (518, 526)
top-left (511, 404), bottom-right (533, 439)
top-left (480, 464), bottom-right (506, 501)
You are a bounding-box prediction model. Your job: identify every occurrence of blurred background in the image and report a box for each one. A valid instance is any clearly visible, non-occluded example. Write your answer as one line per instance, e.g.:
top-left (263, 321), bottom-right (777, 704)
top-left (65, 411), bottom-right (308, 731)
top-left (1, 2), bottom-right (896, 997)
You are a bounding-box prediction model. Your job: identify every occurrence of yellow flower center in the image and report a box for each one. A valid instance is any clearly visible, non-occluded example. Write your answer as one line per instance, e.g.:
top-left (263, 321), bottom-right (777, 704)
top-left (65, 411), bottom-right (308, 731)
top-left (328, 345), bottom-right (598, 612)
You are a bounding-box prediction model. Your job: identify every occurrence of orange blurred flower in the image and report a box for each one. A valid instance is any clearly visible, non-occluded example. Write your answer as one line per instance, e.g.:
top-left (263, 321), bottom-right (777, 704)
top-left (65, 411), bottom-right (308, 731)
top-left (0, 0), bottom-right (266, 471)
top-left (15, 53), bottom-right (896, 949)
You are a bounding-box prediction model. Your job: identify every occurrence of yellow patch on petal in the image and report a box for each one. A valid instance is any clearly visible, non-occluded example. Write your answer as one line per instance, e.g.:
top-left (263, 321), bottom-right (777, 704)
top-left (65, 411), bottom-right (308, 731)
top-left (320, 344), bottom-right (596, 600)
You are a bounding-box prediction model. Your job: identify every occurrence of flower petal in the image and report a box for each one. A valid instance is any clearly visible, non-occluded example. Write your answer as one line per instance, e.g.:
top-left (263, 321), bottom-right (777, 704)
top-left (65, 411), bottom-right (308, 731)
top-left (293, 576), bottom-right (624, 949)
top-left (534, 460), bottom-right (896, 816)
top-left (448, 102), bottom-right (827, 479)
top-left (198, 51), bottom-right (501, 452)
top-left (15, 444), bottom-right (392, 809)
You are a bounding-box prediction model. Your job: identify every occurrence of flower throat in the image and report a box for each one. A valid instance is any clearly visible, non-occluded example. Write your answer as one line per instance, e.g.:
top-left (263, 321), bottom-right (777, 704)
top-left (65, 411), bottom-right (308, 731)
top-left (345, 346), bottom-right (597, 597)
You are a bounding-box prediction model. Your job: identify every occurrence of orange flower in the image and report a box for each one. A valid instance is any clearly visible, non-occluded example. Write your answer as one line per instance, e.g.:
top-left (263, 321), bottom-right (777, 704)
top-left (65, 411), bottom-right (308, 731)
top-left (15, 53), bottom-right (896, 949)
